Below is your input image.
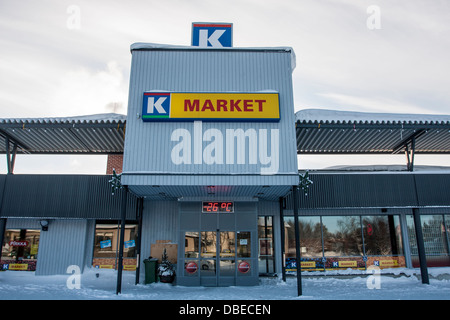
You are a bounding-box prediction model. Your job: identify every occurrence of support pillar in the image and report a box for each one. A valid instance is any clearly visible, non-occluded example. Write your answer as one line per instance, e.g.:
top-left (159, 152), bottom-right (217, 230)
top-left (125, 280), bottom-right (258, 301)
top-left (116, 185), bottom-right (128, 294)
top-left (5, 137), bottom-right (18, 174)
top-left (413, 208), bottom-right (429, 284)
top-left (292, 186), bottom-right (302, 296)
top-left (279, 197), bottom-right (286, 282)
top-left (0, 218), bottom-right (6, 265)
top-left (135, 197), bottom-right (144, 285)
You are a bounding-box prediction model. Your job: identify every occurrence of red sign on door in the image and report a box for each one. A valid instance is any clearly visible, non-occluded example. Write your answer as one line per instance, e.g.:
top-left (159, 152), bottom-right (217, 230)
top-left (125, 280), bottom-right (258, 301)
top-left (238, 261), bottom-right (250, 274)
top-left (185, 261), bottom-right (198, 274)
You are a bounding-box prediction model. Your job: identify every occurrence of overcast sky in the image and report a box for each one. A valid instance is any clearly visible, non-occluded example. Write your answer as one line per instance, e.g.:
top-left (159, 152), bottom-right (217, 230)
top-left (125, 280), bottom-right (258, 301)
top-left (0, 0), bottom-right (449, 172)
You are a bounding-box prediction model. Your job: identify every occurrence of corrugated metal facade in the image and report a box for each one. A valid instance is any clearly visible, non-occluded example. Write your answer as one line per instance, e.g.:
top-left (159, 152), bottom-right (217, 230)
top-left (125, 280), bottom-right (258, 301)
top-left (415, 173), bottom-right (450, 206)
top-left (138, 200), bottom-right (178, 280)
top-left (285, 172), bottom-right (450, 210)
top-left (0, 174), bottom-right (137, 220)
top-left (122, 46), bottom-right (298, 196)
top-left (5, 218), bottom-right (95, 275)
top-left (35, 219), bottom-right (92, 275)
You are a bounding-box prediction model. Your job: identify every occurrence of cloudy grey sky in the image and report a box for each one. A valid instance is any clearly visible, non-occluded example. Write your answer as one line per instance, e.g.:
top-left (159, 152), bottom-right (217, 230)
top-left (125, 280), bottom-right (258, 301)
top-left (1, 0), bottom-right (449, 172)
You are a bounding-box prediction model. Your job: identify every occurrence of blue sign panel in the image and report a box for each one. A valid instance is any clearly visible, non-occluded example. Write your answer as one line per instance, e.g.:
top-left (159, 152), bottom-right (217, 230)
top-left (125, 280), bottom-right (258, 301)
top-left (142, 92), bottom-right (171, 121)
top-left (124, 240), bottom-right (135, 249)
top-left (100, 239), bottom-right (112, 249)
top-left (192, 22), bottom-right (232, 48)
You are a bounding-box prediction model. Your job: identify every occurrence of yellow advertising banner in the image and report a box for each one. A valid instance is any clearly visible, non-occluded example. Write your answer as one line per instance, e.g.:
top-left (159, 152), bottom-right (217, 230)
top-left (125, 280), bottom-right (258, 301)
top-left (338, 261), bottom-right (357, 268)
top-left (8, 264), bottom-right (28, 271)
top-left (123, 265), bottom-right (136, 271)
top-left (379, 259), bottom-right (399, 267)
top-left (300, 261), bottom-right (316, 268)
top-left (142, 92), bottom-right (280, 122)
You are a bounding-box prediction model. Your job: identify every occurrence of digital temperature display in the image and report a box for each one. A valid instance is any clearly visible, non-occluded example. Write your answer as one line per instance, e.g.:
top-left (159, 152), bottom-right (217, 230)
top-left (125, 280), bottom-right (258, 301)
top-left (202, 201), bottom-right (234, 213)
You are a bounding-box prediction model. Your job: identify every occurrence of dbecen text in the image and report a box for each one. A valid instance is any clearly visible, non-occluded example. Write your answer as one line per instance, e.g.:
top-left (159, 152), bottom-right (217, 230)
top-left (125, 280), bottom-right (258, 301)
top-left (223, 304), bottom-right (271, 315)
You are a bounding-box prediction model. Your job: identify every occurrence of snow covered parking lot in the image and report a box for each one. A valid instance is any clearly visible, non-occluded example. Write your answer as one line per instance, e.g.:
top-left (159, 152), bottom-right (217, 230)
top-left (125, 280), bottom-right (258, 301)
top-left (1, 267), bottom-right (449, 300)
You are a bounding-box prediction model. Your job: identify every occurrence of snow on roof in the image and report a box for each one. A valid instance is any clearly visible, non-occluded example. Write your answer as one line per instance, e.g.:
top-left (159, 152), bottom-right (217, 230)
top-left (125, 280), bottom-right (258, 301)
top-left (296, 109), bottom-right (450, 124)
top-left (0, 113), bottom-right (126, 125)
top-left (130, 42), bottom-right (296, 71)
top-left (315, 164), bottom-right (450, 173)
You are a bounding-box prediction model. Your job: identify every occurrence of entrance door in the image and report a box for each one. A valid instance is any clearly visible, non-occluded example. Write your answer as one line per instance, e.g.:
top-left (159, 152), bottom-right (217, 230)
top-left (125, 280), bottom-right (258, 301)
top-left (179, 201), bottom-right (258, 287)
top-left (200, 231), bottom-right (236, 286)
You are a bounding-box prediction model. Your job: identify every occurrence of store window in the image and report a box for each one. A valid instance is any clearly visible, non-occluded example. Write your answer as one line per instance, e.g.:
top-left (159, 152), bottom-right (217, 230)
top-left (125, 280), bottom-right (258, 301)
top-left (284, 214), bottom-right (406, 272)
top-left (407, 214), bottom-right (450, 267)
top-left (322, 216), bottom-right (363, 257)
top-left (284, 216), bottom-right (323, 271)
top-left (92, 221), bottom-right (138, 270)
top-left (1, 229), bottom-right (40, 271)
top-left (237, 231), bottom-right (250, 258)
top-left (185, 232), bottom-right (199, 258)
top-left (362, 216), bottom-right (403, 255)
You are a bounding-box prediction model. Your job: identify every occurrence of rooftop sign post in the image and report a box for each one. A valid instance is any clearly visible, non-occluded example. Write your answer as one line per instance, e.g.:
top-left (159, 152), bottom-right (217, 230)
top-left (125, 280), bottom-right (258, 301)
top-left (192, 22), bottom-right (233, 48)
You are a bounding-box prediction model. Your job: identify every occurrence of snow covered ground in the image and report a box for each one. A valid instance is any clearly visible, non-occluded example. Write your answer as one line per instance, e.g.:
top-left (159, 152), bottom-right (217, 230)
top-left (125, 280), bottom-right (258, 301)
top-left (1, 267), bottom-right (449, 300)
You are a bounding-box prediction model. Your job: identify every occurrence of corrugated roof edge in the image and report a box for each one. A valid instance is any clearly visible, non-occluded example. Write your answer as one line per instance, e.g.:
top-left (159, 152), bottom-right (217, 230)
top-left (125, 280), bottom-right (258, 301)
top-left (304, 165), bottom-right (450, 173)
top-left (0, 113), bottom-right (126, 124)
top-left (130, 42), bottom-right (296, 71)
top-left (295, 108), bottom-right (450, 125)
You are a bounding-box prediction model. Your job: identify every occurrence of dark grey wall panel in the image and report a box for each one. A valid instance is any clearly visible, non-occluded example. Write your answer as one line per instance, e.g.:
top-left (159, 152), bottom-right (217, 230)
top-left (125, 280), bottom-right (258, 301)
top-left (0, 174), bottom-right (137, 219)
top-left (287, 173), bottom-right (450, 209)
top-left (414, 174), bottom-right (450, 207)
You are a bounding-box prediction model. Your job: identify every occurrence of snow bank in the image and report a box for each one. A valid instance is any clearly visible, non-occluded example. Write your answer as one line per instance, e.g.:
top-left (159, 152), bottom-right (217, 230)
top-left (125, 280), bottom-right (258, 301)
top-left (1, 267), bottom-right (449, 300)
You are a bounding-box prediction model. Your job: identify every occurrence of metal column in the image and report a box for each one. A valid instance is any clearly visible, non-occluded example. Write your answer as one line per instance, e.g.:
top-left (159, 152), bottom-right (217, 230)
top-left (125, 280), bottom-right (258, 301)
top-left (412, 173), bottom-right (429, 284)
top-left (116, 185), bottom-right (128, 294)
top-left (5, 137), bottom-right (18, 174)
top-left (0, 218), bottom-right (6, 265)
top-left (135, 197), bottom-right (144, 285)
top-left (292, 186), bottom-right (302, 296)
top-left (279, 197), bottom-right (286, 282)
top-left (413, 208), bottom-right (429, 284)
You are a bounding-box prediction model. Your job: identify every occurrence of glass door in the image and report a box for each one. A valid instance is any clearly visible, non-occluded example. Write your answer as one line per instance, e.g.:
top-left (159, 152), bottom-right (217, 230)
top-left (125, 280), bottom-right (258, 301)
top-left (218, 231), bottom-right (235, 286)
top-left (199, 231), bottom-right (236, 286)
top-left (200, 231), bottom-right (217, 282)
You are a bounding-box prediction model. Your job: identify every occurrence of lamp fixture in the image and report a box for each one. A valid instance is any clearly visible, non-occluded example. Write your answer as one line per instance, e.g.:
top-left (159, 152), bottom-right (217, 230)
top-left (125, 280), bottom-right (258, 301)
top-left (40, 220), bottom-right (49, 231)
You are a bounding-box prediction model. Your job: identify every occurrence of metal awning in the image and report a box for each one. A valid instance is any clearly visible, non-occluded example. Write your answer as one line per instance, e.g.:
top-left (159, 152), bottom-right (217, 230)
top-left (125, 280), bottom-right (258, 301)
top-left (0, 113), bottom-right (126, 155)
top-left (2, 109), bottom-right (449, 173)
top-left (296, 109), bottom-right (450, 154)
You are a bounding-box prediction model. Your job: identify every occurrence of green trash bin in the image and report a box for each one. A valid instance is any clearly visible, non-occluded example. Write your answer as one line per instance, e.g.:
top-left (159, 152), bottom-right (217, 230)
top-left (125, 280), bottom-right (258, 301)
top-left (143, 258), bottom-right (158, 284)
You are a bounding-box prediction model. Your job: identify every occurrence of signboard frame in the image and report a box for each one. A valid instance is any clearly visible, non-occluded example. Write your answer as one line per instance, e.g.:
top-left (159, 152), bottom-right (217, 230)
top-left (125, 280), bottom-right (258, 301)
top-left (191, 22), bottom-right (233, 48)
top-left (142, 91), bottom-right (280, 122)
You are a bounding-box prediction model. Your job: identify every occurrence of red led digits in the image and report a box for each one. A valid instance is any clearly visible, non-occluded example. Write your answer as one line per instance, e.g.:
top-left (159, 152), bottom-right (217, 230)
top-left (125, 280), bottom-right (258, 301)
top-left (202, 201), bottom-right (234, 213)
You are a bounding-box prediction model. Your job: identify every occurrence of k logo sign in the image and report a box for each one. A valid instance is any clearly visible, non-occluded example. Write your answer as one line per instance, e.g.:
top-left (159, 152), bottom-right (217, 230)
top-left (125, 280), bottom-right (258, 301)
top-left (192, 23), bottom-right (232, 48)
top-left (141, 91), bottom-right (280, 122)
top-left (142, 92), bottom-right (171, 120)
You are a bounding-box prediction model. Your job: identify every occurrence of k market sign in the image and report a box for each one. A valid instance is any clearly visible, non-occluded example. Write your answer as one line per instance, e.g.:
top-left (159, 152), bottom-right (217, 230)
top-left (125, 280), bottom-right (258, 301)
top-left (142, 92), bottom-right (280, 122)
top-left (191, 22), bottom-right (232, 48)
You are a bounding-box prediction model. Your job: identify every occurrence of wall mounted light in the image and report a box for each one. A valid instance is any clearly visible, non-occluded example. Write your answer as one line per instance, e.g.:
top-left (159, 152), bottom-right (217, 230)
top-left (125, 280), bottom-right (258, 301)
top-left (40, 220), bottom-right (49, 231)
